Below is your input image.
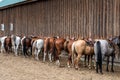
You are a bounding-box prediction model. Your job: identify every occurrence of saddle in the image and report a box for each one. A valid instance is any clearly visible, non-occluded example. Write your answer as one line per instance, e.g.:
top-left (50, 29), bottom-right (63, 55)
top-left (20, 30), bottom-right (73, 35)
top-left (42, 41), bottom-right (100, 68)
top-left (84, 39), bottom-right (94, 47)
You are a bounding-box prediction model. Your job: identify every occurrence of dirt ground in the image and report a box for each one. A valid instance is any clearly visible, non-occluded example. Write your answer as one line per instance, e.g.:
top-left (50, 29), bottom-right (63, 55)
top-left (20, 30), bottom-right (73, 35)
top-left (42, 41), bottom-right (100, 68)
top-left (0, 53), bottom-right (120, 80)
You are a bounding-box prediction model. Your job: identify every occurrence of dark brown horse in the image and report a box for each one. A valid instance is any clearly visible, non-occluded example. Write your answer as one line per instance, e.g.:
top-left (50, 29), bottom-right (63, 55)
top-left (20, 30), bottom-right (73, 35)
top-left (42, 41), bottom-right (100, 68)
top-left (4, 36), bottom-right (12, 53)
top-left (22, 37), bottom-right (32, 57)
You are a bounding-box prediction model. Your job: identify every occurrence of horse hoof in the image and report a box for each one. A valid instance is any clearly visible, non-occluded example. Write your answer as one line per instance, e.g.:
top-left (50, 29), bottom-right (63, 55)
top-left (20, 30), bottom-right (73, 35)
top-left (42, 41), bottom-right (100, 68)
top-left (67, 65), bottom-right (71, 68)
top-left (75, 67), bottom-right (78, 70)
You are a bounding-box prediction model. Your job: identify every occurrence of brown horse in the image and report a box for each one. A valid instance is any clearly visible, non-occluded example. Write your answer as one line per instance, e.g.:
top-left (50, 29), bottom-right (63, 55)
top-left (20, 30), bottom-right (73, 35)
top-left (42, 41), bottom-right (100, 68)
top-left (43, 37), bottom-right (55, 62)
top-left (72, 39), bottom-right (94, 70)
top-left (22, 37), bottom-right (32, 57)
top-left (64, 38), bottom-right (75, 67)
top-left (4, 36), bottom-right (12, 53)
top-left (54, 37), bottom-right (66, 66)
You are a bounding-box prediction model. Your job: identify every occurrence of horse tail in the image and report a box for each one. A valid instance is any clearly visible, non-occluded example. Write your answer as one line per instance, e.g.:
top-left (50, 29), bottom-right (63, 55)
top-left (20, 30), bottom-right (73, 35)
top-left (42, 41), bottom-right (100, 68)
top-left (71, 42), bottom-right (76, 66)
top-left (64, 41), bottom-right (69, 52)
top-left (53, 38), bottom-right (57, 61)
top-left (46, 38), bottom-right (50, 54)
top-left (4, 38), bottom-right (7, 52)
top-left (23, 38), bottom-right (27, 55)
top-left (96, 41), bottom-right (102, 62)
top-left (32, 40), bottom-right (37, 56)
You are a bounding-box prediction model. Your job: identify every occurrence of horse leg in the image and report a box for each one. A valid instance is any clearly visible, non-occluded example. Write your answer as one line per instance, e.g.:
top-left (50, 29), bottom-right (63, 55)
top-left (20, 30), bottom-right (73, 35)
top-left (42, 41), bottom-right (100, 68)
top-left (84, 55), bottom-right (87, 67)
top-left (15, 45), bottom-right (19, 56)
top-left (88, 55), bottom-right (90, 66)
top-left (111, 53), bottom-right (115, 72)
top-left (48, 53), bottom-right (52, 62)
top-left (36, 49), bottom-right (40, 60)
top-left (88, 55), bottom-right (92, 69)
top-left (96, 62), bottom-right (98, 73)
top-left (106, 56), bottom-right (110, 72)
top-left (34, 48), bottom-right (37, 59)
top-left (67, 53), bottom-right (72, 68)
top-left (1, 44), bottom-right (4, 53)
top-left (23, 46), bottom-right (27, 57)
top-left (43, 51), bottom-right (47, 62)
top-left (74, 54), bottom-right (81, 70)
top-left (55, 51), bottom-right (61, 66)
top-left (29, 46), bottom-right (32, 56)
top-left (94, 55), bottom-right (96, 69)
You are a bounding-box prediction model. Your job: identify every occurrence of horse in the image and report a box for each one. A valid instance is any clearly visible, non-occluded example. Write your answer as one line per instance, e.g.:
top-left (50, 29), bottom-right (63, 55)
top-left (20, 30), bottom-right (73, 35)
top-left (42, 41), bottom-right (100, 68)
top-left (94, 39), bottom-right (115, 74)
top-left (22, 37), bottom-right (32, 57)
top-left (54, 37), bottom-right (66, 66)
top-left (32, 39), bottom-right (44, 60)
top-left (64, 38), bottom-right (75, 67)
top-left (43, 37), bottom-right (55, 62)
top-left (11, 35), bottom-right (21, 56)
top-left (4, 36), bottom-right (12, 53)
top-left (0, 36), bottom-right (7, 53)
top-left (72, 39), bottom-right (94, 70)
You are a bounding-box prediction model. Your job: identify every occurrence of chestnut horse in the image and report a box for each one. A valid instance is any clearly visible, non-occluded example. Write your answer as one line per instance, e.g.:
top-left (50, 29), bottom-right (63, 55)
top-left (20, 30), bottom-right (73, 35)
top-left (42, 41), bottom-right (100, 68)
top-left (64, 38), bottom-right (75, 67)
top-left (4, 36), bottom-right (12, 53)
top-left (54, 37), bottom-right (66, 66)
top-left (43, 37), bottom-right (55, 62)
top-left (72, 40), bottom-right (94, 70)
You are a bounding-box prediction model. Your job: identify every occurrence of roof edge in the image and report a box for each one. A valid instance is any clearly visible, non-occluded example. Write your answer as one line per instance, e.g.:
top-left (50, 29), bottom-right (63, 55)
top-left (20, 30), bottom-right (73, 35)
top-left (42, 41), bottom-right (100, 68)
top-left (0, 0), bottom-right (38, 10)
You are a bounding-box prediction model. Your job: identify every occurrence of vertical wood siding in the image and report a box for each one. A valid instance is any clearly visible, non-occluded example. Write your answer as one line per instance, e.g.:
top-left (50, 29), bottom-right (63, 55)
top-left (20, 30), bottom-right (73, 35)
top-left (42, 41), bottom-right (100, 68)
top-left (0, 0), bottom-right (120, 38)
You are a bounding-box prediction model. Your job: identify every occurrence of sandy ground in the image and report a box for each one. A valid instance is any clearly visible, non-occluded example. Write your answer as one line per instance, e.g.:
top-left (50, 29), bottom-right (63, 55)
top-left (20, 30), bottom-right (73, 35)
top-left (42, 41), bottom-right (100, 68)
top-left (0, 53), bottom-right (120, 80)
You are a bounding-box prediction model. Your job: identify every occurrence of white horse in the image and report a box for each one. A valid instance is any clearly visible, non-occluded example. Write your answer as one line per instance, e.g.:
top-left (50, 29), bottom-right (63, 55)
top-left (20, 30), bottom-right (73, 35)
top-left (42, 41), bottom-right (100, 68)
top-left (0, 36), bottom-right (7, 53)
top-left (32, 39), bottom-right (44, 60)
top-left (11, 35), bottom-right (21, 56)
top-left (94, 40), bottom-right (115, 74)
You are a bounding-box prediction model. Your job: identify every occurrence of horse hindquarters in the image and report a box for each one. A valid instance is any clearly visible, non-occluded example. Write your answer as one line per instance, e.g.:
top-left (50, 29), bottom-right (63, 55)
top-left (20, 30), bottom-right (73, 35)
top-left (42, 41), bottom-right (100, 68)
top-left (34, 39), bottom-right (44, 60)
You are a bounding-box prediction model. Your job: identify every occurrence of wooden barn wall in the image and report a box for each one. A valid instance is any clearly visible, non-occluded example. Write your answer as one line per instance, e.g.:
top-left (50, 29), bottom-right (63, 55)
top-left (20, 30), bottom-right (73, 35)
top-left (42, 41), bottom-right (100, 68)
top-left (0, 0), bottom-right (120, 38)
